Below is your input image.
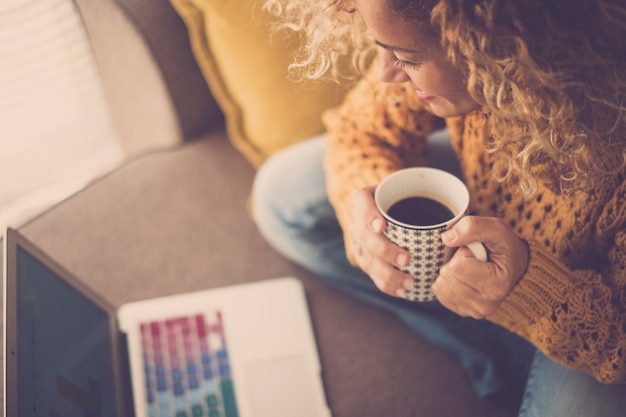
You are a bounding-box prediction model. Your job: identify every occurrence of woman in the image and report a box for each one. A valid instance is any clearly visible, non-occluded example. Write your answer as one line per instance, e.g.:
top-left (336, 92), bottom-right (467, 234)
top-left (252, 1), bottom-right (626, 415)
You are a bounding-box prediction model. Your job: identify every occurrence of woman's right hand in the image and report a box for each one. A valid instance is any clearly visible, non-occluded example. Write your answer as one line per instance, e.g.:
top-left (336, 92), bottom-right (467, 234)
top-left (350, 187), bottom-right (415, 297)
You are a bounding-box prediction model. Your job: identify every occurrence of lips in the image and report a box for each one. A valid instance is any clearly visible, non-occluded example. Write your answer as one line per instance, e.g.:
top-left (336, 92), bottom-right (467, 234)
top-left (416, 90), bottom-right (435, 101)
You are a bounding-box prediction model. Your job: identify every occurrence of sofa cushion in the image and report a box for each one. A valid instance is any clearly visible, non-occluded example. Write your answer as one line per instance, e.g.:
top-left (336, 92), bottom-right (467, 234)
top-left (169, 0), bottom-right (353, 167)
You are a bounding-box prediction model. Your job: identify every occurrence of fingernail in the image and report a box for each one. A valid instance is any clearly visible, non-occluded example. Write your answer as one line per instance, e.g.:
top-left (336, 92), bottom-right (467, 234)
top-left (403, 279), bottom-right (414, 290)
top-left (442, 229), bottom-right (456, 242)
top-left (372, 218), bottom-right (383, 231)
top-left (396, 288), bottom-right (406, 297)
top-left (396, 253), bottom-right (409, 267)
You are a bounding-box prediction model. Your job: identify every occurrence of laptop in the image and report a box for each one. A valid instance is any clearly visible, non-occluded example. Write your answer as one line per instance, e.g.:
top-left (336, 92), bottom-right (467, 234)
top-left (3, 228), bottom-right (332, 417)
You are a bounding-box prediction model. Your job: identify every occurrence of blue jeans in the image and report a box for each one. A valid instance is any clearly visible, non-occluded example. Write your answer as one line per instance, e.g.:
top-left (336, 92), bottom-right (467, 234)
top-left (251, 134), bottom-right (626, 416)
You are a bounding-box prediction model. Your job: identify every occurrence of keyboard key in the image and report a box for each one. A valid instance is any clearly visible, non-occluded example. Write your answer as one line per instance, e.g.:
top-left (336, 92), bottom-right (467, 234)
top-left (174, 397), bottom-right (187, 412)
top-left (158, 403), bottom-right (172, 417)
top-left (203, 367), bottom-right (214, 380)
top-left (189, 375), bottom-right (200, 390)
top-left (218, 362), bottom-right (230, 377)
top-left (205, 394), bottom-right (218, 408)
top-left (187, 363), bottom-right (198, 375)
top-left (192, 404), bottom-right (204, 417)
top-left (155, 364), bottom-right (166, 378)
top-left (156, 376), bottom-right (168, 392)
top-left (173, 382), bottom-right (184, 396)
top-left (188, 388), bottom-right (201, 404)
top-left (157, 391), bottom-right (170, 406)
top-left (203, 380), bottom-right (217, 396)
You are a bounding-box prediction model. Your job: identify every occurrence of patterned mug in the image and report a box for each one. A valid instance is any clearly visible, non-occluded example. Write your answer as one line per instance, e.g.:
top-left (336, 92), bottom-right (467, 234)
top-left (374, 167), bottom-right (487, 302)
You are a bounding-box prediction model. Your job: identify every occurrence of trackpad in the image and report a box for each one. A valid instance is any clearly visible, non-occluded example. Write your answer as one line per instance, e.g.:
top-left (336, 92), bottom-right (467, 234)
top-left (245, 355), bottom-right (324, 417)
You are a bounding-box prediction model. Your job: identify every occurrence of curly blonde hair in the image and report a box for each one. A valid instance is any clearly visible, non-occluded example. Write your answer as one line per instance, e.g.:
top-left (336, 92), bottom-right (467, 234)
top-left (263, 0), bottom-right (626, 196)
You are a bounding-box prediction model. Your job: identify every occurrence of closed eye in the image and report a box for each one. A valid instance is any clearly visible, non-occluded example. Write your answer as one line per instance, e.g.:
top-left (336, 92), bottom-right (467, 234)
top-left (390, 53), bottom-right (420, 69)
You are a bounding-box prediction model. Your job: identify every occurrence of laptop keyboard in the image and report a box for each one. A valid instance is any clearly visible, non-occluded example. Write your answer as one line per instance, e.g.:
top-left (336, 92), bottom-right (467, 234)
top-left (140, 311), bottom-right (239, 417)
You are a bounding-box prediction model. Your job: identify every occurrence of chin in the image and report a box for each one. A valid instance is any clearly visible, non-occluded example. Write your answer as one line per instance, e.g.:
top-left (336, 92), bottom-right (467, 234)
top-left (427, 101), bottom-right (480, 118)
top-left (427, 104), bottom-right (465, 118)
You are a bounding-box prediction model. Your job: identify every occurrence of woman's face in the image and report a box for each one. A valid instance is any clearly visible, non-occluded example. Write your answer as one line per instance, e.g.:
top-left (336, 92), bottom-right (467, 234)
top-left (356, 0), bottom-right (480, 118)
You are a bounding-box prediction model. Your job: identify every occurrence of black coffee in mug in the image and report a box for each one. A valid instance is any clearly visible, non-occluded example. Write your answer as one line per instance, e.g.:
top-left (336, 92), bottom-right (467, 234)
top-left (387, 196), bottom-right (455, 226)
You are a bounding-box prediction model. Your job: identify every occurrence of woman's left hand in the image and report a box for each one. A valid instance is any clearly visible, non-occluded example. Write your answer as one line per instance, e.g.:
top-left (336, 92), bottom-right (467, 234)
top-left (432, 216), bottom-right (529, 319)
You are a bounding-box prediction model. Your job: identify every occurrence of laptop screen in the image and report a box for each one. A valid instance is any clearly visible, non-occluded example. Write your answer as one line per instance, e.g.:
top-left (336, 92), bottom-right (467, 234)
top-left (13, 244), bottom-right (119, 417)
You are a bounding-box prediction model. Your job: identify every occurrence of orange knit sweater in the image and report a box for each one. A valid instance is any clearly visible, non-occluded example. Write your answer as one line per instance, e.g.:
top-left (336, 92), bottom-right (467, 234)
top-left (322, 66), bottom-right (626, 384)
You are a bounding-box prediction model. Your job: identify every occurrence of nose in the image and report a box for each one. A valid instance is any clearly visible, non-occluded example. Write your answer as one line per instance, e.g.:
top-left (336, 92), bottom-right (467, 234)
top-left (378, 51), bottom-right (411, 84)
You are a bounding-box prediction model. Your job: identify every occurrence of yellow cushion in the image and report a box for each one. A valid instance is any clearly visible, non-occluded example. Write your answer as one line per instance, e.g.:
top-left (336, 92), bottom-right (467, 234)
top-left (170, 0), bottom-right (352, 167)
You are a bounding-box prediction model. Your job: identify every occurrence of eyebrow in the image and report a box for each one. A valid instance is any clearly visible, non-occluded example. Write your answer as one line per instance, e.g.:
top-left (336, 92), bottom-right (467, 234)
top-left (374, 40), bottom-right (419, 54)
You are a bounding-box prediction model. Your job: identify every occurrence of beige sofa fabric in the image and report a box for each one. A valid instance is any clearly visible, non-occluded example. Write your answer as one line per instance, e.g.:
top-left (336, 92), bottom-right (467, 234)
top-left (75, 0), bottom-right (222, 156)
top-left (75, 0), bottom-right (182, 156)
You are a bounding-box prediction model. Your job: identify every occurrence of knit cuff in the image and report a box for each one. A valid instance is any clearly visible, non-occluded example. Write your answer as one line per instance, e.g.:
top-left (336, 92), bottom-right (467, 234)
top-left (489, 240), bottom-right (571, 333)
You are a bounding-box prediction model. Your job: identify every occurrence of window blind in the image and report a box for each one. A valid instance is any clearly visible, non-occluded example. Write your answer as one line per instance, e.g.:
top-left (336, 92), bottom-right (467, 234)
top-left (0, 0), bottom-right (123, 229)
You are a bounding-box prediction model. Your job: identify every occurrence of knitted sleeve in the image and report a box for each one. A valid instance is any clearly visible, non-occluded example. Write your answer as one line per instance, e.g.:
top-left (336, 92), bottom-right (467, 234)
top-left (488, 181), bottom-right (626, 384)
top-left (322, 63), bottom-right (445, 263)
top-left (451, 108), bottom-right (626, 384)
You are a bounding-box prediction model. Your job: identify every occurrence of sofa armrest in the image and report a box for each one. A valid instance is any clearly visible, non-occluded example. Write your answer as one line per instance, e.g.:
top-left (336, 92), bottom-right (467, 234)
top-left (75, 0), bottom-right (222, 156)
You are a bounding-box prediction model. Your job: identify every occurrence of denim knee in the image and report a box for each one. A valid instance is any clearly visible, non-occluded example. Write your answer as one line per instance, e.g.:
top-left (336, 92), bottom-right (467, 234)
top-left (251, 146), bottom-right (294, 244)
top-left (518, 350), bottom-right (626, 417)
top-left (251, 136), bottom-right (334, 261)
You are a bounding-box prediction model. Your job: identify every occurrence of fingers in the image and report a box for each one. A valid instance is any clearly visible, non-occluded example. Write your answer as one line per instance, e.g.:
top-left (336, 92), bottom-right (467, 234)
top-left (443, 216), bottom-right (529, 287)
top-left (432, 248), bottom-right (495, 318)
top-left (350, 218), bottom-right (413, 297)
top-left (441, 215), bottom-right (485, 248)
top-left (433, 275), bottom-right (482, 318)
top-left (352, 244), bottom-right (414, 296)
top-left (434, 217), bottom-right (530, 318)
top-left (350, 188), bottom-right (413, 297)
top-left (350, 188), bottom-right (402, 266)
top-left (351, 186), bottom-right (385, 232)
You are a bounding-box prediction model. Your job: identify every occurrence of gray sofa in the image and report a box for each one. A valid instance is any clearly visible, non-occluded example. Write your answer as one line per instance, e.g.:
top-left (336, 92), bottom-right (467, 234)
top-left (1, 1), bottom-right (519, 416)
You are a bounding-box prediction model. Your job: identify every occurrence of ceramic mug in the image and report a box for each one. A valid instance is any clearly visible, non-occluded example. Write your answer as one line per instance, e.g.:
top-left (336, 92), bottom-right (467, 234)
top-left (374, 167), bottom-right (487, 302)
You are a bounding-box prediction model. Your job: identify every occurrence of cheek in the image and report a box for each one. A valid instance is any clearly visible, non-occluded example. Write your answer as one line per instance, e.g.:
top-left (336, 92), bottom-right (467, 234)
top-left (410, 63), bottom-right (468, 96)
top-left (408, 66), bottom-right (447, 92)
